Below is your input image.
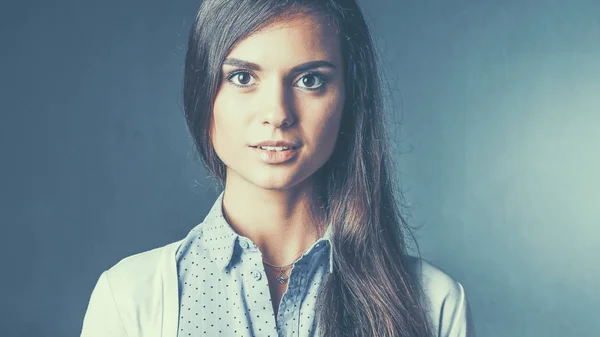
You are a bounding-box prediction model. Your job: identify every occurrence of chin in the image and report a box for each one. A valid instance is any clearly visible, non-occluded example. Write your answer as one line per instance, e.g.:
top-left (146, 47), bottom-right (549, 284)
top-left (224, 164), bottom-right (314, 192)
top-left (248, 171), bottom-right (306, 191)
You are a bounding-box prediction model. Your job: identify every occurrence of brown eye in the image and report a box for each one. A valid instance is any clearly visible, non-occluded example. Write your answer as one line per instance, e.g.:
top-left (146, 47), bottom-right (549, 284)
top-left (302, 75), bottom-right (316, 87)
top-left (236, 72), bottom-right (251, 85)
top-left (296, 73), bottom-right (325, 90)
top-left (225, 70), bottom-right (256, 87)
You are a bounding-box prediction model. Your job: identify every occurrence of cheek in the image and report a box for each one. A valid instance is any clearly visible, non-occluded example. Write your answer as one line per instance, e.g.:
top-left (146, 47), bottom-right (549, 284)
top-left (211, 93), bottom-right (245, 152)
top-left (308, 93), bottom-right (344, 144)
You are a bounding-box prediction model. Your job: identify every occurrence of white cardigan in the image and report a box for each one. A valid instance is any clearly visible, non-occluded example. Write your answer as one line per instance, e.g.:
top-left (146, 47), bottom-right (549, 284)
top-left (80, 239), bottom-right (474, 337)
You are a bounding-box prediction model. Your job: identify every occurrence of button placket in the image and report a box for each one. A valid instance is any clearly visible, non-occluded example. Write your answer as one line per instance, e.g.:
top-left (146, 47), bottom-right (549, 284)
top-left (242, 250), bottom-right (278, 337)
top-left (276, 261), bottom-right (305, 336)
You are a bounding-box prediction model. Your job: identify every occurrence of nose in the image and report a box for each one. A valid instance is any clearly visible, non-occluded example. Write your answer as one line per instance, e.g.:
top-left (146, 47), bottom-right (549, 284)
top-left (260, 82), bottom-right (295, 128)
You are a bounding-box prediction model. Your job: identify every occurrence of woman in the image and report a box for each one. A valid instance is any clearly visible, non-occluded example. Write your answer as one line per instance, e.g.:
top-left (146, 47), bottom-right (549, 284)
top-left (81, 0), bottom-right (474, 336)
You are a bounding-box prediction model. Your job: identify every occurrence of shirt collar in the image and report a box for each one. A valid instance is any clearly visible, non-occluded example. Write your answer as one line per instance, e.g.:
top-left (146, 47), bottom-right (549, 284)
top-left (202, 191), bottom-right (334, 273)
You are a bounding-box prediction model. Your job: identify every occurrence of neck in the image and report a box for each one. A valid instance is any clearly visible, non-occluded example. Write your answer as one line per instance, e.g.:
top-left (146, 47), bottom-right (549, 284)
top-left (221, 174), bottom-right (326, 267)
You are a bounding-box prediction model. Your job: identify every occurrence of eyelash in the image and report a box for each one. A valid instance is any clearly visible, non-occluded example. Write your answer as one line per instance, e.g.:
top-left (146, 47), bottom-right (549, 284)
top-left (224, 69), bottom-right (326, 91)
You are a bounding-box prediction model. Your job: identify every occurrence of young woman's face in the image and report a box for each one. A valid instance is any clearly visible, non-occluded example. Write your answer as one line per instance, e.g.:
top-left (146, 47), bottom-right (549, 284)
top-left (211, 13), bottom-right (345, 191)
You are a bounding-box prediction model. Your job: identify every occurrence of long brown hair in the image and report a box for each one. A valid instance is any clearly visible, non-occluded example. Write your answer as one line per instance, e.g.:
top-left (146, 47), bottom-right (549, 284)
top-left (183, 0), bottom-right (434, 335)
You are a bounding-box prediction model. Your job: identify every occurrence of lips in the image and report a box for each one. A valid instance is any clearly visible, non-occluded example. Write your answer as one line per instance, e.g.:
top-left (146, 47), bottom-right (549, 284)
top-left (250, 145), bottom-right (298, 150)
top-left (250, 140), bottom-right (301, 148)
top-left (251, 145), bottom-right (299, 164)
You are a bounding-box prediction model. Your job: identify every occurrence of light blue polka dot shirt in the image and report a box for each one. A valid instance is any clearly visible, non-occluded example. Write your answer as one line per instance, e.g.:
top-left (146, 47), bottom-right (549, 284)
top-left (175, 191), bottom-right (333, 337)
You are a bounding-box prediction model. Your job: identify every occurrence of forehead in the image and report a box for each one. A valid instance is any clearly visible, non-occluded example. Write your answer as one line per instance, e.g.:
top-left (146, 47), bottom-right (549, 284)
top-left (224, 13), bottom-right (341, 69)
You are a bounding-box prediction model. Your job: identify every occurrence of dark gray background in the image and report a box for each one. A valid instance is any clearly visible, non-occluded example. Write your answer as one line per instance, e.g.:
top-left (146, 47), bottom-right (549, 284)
top-left (1, 0), bottom-right (598, 336)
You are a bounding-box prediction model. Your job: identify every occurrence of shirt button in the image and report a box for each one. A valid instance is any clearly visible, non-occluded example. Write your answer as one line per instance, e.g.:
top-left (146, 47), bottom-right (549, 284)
top-left (250, 269), bottom-right (262, 280)
top-left (239, 239), bottom-right (249, 249)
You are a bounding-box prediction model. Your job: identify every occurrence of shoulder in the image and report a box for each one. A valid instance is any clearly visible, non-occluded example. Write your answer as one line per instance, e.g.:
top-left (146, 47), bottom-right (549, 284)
top-left (405, 256), bottom-right (464, 309)
top-left (405, 256), bottom-right (476, 337)
top-left (81, 239), bottom-right (184, 336)
top-left (103, 239), bottom-right (183, 298)
top-left (105, 239), bottom-right (183, 280)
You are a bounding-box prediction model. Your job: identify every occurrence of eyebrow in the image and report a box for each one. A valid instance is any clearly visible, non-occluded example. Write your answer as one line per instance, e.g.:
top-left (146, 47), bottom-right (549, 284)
top-left (222, 58), bottom-right (336, 73)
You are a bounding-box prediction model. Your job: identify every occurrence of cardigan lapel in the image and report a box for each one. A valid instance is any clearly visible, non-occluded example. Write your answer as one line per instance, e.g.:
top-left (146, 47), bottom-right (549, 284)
top-left (160, 239), bottom-right (185, 337)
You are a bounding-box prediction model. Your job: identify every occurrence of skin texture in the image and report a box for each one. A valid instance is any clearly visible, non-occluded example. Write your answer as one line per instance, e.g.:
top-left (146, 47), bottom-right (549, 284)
top-left (209, 12), bottom-right (345, 316)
